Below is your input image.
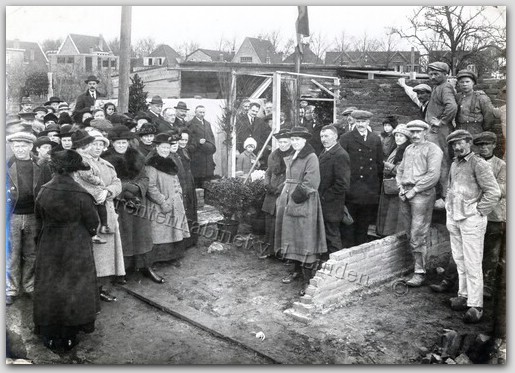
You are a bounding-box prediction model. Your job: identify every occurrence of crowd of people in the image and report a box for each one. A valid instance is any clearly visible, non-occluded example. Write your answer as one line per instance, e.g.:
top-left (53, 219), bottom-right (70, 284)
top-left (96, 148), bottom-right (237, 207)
top-left (5, 62), bottom-right (506, 352)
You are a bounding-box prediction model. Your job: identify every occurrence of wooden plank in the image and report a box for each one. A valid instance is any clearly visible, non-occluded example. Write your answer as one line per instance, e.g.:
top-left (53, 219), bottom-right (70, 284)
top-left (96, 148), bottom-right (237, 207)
top-left (310, 79), bottom-right (336, 97)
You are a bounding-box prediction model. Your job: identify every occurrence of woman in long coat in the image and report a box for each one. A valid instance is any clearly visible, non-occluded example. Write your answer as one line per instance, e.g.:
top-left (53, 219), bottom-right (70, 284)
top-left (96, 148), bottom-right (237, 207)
top-left (260, 129), bottom-right (293, 258)
top-left (33, 149), bottom-right (99, 351)
top-left (177, 128), bottom-right (199, 248)
top-left (88, 129), bottom-right (125, 302)
top-left (102, 125), bottom-right (165, 283)
top-left (376, 124), bottom-right (411, 236)
top-left (145, 133), bottom-right (190, 263)
top-left (275, 126), bottom-right (327, 295)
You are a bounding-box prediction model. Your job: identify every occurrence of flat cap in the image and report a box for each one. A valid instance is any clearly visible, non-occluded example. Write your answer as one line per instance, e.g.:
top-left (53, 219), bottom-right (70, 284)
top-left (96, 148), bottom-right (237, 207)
top-left (427, 62), bottom-right (450, 74)
top-left (7, 131), bottom-right (37, 143)
top-left (413, 84), bottom-right (432, 93)
top-left (350, 110), bottom-right (373, 119)
top-left (406, 120), bottom-right (430, 130)
top-left (446, 129), bottom-right (473, 144)
top-left (456, 69), bottom-right (477, 84)
top-left (342, 107), bottom-right (358, 116)
top-left (473, 131), bottom-right (497, 145)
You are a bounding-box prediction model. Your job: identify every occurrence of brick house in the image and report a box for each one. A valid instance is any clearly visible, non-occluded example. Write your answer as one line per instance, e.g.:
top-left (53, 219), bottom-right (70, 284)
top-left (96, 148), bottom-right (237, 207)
top-left (186, 48), bottom-right (234, 62)
top-left (325, 50), bottom-right (422, 73)
top-left (231, 37), bottom-right (283, 64)
top-left (283, 43), bottom-right (324, 64)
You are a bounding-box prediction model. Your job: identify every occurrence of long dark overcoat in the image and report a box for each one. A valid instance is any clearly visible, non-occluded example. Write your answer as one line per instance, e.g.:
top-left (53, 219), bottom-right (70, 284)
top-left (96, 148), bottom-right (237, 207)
top-left (339, 129), bottom-right (384, 205)
top-left (74, 89), bottom-right (106, 115)
top-left (186, 116), bottom-right (217, 178)
top-left (33, 174), bottom-right (100, 333)
top-left (318, 144), bottom-right (351, 222)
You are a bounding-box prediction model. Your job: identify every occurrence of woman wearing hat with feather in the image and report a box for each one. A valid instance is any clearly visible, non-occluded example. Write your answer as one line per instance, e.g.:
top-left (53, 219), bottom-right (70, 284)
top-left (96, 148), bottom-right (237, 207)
top-left (275, 126), bottom-right (327, 296)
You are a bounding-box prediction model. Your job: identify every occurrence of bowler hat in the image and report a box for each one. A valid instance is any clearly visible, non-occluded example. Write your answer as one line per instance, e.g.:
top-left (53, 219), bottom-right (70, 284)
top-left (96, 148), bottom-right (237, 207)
top-left (108, 125), bottom-right (135, 142)
top-left (149, 95), bottom-right (164, 105)
top-left (406, 120), bottom-right (430, 131)
top-left (21, 97), bottom-right (32, 104)
top-left (174, 101), bottom-right (189, 111)
top-left (44, 96), bottom-right (62, 106)
top-left (7, 131), bottom-right (37, 143)
top-left (446, 129), bottom-right (473, 144)
top-left (288, 126), bottom-right (312, 139)
top-left (351, 110), bottom-right (373, 120)
top-left (71, 129), bottom-right (96, 149)
top-left (456, 70), bottom-right (477, 84)
top-left (43, 113), bottom-right (59, 124)
top-left (84, 75), bottom-right (100, 84)
top-left (153, 133), bottom-right (175, 144)
top-left (33, 106), bottom-right (47, 114)
top-left (392, 124), bottom-right (412, 139)
top-left (34, 136), bottom-right (59, 149)
top-left (50, 149), bottom-right (90, 173)
top-left (427, 62), bottom-right (450, 74)
top-left (273, 128), bottom-right (291, 139)
top-left (137, 122), bottom-right (158, 135)
top-left (473, 131), bottom-right (497, 145)
top-left (413, 84), bottom-right (432, 93)
top-left (342, 107), bottom-right (358, 116)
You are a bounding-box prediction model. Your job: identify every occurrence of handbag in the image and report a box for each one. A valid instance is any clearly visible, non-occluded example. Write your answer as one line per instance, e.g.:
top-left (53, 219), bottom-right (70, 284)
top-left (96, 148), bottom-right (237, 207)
top-left (383, 178), bottom-right (400, 195)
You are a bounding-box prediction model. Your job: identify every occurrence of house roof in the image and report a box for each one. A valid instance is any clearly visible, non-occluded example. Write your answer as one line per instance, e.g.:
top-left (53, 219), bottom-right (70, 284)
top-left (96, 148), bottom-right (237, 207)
top-left (149, 44), bottom-right (181, 66)
top-left (6, 40), bottom-right (48, 64)
top-left (326, 50), bottom-right (420, 66)
top-left (283, 44), bottom-right (323, 64)
top-left (65, 34), bottom-right (112, 54)
top-left (187, 48), bottom-right (234, 62)
top-left (245, 37), bottom-right (282, 64)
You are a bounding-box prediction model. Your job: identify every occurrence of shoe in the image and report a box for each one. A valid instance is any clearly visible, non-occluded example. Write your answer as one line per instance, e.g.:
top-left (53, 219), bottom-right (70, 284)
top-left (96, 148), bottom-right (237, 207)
top-left (434, 198), bottom-right (446, 210)
top-left (450, 296), bottom-right (468, 311)
top-left (258, 254), bottom-right (270, 259)
top-left (99, 290), bottom-right (117, 302)
top-left (92, 235), bottom-right (107, 244)
top-left (6, 295), bottom-right (15, 306)
top-left (99, 225), bottom-right (114, 234)
top-left (430, 279), bottom-right (453, 293)
top-left (463, 307), bottom-right (483, 323)
top-left (115, 276), bottom-right (127, 285)
top-left (299, 284), bottom-right (309, 296)
top-left (43, 337), bottom-right (56, 350)
top-left (282, 272), bottom-right (300, 284)
top-left (142, 267), bottom-right (165, 284)
top-left (283, 260), bottom-right (293, 267)
top-left (406, 274), bottom-right (425, 287)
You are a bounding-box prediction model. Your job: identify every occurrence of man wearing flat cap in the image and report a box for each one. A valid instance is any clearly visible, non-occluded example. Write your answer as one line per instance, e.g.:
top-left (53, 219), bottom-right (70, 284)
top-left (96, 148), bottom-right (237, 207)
top-left (398, 78), bottom-right (432, 118)
top-left (425, 61), bottom-right (458, 208)
top-left (445, 129), bottom-right (500, 323)
top-left (455, 69), bottom-right (496, 136)
top-left (6, 132), bottom-right (52, 306)
top-left (339, 110), bottom-right (383, 247)
top-left (396, 120), bottom-right (443, 287)
top-left (74, 75), bottom-right (105, 118)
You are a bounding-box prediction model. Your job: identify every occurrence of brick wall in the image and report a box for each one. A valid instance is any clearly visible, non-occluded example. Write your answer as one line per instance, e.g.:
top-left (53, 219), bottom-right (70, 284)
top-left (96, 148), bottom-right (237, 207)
top-left (284, 225), bottom-right (451, 323)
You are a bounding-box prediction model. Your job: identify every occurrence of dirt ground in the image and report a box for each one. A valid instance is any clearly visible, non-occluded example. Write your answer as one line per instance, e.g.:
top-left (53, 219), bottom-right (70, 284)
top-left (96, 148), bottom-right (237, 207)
top-left (6, 223), bottom-right (501, 364)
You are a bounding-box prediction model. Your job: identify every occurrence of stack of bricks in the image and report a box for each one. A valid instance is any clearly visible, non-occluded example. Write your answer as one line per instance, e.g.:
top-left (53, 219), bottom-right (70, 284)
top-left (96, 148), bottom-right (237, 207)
top-left (284, 225), bottom-right (451, 323)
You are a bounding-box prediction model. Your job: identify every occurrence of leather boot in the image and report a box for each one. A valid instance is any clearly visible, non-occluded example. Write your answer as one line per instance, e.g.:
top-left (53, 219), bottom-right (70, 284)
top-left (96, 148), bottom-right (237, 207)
top-left (99, 287), bottom-right (117, 302)
top-left (142, 267), bottom-right (165, 284)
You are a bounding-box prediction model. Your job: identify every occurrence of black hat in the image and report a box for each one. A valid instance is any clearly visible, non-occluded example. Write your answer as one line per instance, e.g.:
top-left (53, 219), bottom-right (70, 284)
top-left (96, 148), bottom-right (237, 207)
top-left (43, 113), bottom-right (59, 124)
top-left (149, 95), bottom-right (164, 105)
top-left (44, 96), bottom-right (62, 106)
top-left (34, 136), bottom-right (59, 149)
top-left (174, 101), bottom-right (189, 111)
top-left (273, 128), bottom-right (291, 139)
top-left (107, 125), bottom-right (135, 142)
top-left (134, 111), bottom-right (152, 122)
top-left (33, 106), bottom-right (47, 114)
top-left (38, 123), bottom-right (61, 137)
top-left (84, 75), bottom-right (100, 84)
top-left (58, 112), bottom-right (74, 125)
top-left (137, 122), bottom-right (158, 135)
top-left (456, 69), bottom-right (477, 84)
top-left (50, 149), bottom-right (90, 173)
top-left (288, 126), bottom-right (312, 139)
top-left (153, 133), bottom-right (175, 144)
top-left (71, 129), bottom-right (96, 149)
top-left (56, 124), bottom-right (75, 138)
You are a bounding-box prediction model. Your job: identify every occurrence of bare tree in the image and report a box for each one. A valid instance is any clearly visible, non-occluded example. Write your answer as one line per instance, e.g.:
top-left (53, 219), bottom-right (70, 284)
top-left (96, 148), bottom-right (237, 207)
top-left (280, 38), bottom-right (296, 57)
top-left (333, 31), bottom-right (352, 53)
top-left (107, 37), bottom-right (121, 56)
top-left (175, 41), bottom-right (200, 59)
top-left (352, 32), bottom-right (381, 53)
top-left (255, 29), bottom-right (282, 52)
top-left (308, 32), bottom-right (329, 60)
top-left (377, 30), bottom-right (401, 69)
top-left (214, 35), bottom-right (238, 54)
top-left (392, 6), bottom-right (506, 75)
top-left (133, 37), bottom-right (156, 58)
top-left (41, 38), bottom-right (63, 53)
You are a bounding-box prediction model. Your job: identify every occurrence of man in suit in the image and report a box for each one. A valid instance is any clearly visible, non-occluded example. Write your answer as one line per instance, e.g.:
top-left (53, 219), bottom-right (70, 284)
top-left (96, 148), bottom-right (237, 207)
top-left (235, 102), bottom-right (269, 154)
top-left (187, 105), bottom-right (217, 188)
top-left (73, 75), bottom-right (105, 120)
top-left (145, 95), bottom-right (170, 133)
top-left (339, 110), bottom-right (384, 247)
top-left (318, 125), bottom-right (350, 256)
top-left (173, 101), bottom-right (189, 128)
top-left (302, 105), bottom-right (324, 155)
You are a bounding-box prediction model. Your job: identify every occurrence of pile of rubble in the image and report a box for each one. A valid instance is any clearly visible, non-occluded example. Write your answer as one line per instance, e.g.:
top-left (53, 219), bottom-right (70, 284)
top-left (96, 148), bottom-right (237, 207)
top-left (420, 329), bottom-right (506, 364)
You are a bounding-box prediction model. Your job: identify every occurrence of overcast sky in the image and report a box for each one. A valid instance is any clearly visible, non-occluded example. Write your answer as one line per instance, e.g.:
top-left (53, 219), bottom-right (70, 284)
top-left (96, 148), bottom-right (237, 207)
top-left (5, 4), bottom-right (506, 54)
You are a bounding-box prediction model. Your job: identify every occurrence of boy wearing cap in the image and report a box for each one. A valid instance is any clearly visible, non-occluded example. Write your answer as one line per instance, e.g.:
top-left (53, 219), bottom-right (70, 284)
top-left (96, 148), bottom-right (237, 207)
top-left (455, 70), bottom-right (496, 135)
top-left (445, 129), bottom-right (500, 323)
top-left (6, 132), bottom-right (52, 305)
top-left (396, 120), bottom-right (443, 287)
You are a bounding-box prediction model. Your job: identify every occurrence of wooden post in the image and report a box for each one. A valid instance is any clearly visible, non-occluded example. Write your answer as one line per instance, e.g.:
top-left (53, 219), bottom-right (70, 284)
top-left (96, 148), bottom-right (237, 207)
top-left (118, 6), bottom-right (131, 113)
top-left (47, 72), bottom-right (53, 99)
top-left (271, 72), bottom-right (281, 151)
top-left (294, 44), bottom-right (301, 126)
top-left (333, 78), bottom-right (340, 124)
top-left (229, 70), bottom-right (237, 177)
top-left (409, 46), bottom-right (416, 80)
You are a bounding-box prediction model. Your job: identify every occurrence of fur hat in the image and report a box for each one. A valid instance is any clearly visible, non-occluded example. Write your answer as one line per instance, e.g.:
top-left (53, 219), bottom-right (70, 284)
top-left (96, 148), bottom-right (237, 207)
top-left (43, 113), bottom-right (59, 124)
top-left (243, 137), bottom-right (257, 149)
top-left (137, 122), bottom-right (158, 135)
top-left (108, 125), bottom-right (135, 142)
top-left (50, 149), bottom-right (90, 173)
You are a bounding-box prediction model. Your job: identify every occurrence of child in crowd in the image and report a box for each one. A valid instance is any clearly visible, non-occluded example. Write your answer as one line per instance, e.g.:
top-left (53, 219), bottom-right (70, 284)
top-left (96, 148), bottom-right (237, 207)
top-left (236, 137), bottom-right (260, 177)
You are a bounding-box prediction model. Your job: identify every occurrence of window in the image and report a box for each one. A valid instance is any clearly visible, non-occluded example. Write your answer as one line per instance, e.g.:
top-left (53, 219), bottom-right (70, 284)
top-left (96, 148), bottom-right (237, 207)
top-left (265, 56), bottom-right (271, 64)
top-left (111, 59), bottom-right (116, 68)
top-left (240, 56), bottom-right (252, 63)
top-left (103, 59), bottom-right (109, 67)
top-left (57, 56), bottom-right (66, 64)
top-left (67, 57), bottom-right (74, 63)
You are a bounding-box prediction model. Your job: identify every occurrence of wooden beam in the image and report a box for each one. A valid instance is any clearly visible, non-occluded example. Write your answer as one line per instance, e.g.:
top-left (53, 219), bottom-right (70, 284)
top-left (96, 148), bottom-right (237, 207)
top-left (301, 97), bottom-right (336, 102)
top-left (249, 77), bottom-right (272, 99)
top-left (118, 6), bottom-right (131, 113)
top-left (310, 79), bottom-right (335, 97)
top-left (229, 70), bottom-right (237, 177)
top-left (276, 70), bottom-right (335, 80)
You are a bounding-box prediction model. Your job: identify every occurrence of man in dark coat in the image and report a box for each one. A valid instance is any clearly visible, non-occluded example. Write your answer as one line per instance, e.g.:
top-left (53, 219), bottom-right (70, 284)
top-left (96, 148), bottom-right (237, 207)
top-left (173, 101), bottom-right (189, 128)
top-left (73, 75), bottom-right (106, 119)
top-left (145, 95), bottom-right (170, 132)
top-left (6, 131), bottom-right (52, 306)
top-left (318, 125), bottom-right (350, 255)
top-left (186, 105), bottom-right (217, 188)
top-left (235, 102), bottom-right (269, 154)
top-left (339, 110), bottom-right (384, 247)
top-left (302, 105), bottom-right (324, 155)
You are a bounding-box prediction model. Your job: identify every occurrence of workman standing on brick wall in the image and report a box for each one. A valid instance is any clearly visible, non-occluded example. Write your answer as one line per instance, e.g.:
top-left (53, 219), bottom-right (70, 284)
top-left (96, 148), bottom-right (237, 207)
top-left (396, 120), bottom-right (443, 287)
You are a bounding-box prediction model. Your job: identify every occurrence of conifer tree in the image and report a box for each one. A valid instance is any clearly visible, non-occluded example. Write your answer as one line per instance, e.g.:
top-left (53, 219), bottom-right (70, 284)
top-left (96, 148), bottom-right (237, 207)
top-left (128, 73), bottom-right (148, 114)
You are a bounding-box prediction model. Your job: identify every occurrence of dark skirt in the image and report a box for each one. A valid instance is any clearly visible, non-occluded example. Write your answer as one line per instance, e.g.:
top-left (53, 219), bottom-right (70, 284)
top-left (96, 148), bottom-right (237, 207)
top-left (376, 186), bottom-right (404, 236)
top-left (35, 322), bottom-right (95, 340)
top-left (150, 241), bottom-right (185, 263)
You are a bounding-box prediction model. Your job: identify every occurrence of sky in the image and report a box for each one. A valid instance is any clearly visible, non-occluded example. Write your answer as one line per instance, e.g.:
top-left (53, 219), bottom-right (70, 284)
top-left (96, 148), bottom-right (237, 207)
top-left (5, 4), bottom-right (506, 54)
